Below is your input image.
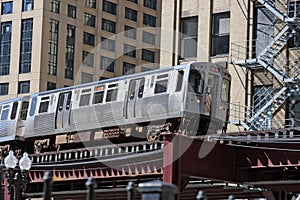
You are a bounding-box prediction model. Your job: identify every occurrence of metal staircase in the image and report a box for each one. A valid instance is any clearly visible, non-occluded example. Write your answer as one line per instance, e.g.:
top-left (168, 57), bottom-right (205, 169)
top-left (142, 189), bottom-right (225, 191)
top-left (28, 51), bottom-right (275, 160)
top-left (230, 0), bottom-right (300, 131)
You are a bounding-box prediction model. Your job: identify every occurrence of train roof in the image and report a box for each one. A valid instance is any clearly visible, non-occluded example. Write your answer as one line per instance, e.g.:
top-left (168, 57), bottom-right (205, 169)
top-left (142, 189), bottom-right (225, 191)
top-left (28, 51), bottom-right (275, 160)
top-left (0, 96), bottom-right (24, 105)
top-left (2, 62), bottom-right (227, 100)
top-left (34, 62), bottom-right (191, 97)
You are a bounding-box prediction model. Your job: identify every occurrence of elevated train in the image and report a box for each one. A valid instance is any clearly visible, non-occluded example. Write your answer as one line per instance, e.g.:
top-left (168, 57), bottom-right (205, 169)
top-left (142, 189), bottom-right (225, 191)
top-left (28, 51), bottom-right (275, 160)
top-left (0, 62), bottom-right (231, 152)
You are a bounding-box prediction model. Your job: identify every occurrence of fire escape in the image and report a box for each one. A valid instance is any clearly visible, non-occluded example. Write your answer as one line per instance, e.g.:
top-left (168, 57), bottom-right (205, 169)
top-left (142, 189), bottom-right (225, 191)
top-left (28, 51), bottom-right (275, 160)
top-left (230, 0), bottom-right (300, 131)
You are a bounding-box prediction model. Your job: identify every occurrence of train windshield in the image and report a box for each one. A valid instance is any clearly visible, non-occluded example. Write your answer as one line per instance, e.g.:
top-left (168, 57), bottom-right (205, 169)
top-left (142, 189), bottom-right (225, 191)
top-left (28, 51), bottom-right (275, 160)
top-left (221, 79), bottom-right (230, 101)
top-left (188, 69), bottom-right (204, 94)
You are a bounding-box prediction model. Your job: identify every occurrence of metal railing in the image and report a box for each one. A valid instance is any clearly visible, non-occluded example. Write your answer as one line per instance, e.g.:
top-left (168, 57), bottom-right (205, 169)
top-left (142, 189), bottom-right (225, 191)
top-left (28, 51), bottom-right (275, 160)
top-left (41, 171), bottom-right (237, 200)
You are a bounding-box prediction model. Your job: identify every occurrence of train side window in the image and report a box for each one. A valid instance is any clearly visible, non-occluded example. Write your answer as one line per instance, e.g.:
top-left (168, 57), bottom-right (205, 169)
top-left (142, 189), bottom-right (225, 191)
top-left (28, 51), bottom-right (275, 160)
top-left (154, 80), bottom-right (168, 94)
top-left (129, 80), bottom-right (136, 100)
top-left (106, 88), bottom-right (118, 102)
top-left (188, 69), bottom-right (204, 94)
top-left (20, 101), bottom-right (29, 120)
top-left (93, 91), bottom-right (104, 104)
top-left (175, 70), bottom-right (184, 92)
top-left (11, 102), bottom-right (18, 120)
top-left (29, 97), bottom-right (37, 116)
top-left (138, 78), bottom-right (145, 98)
top-left (58, 94), bottom-right (65, 111)
top-left (39, 101), bottom-right (49, 113)
top-left (66, 92), bottom-right (72, 110)
top-left (79, 94), bottom-right (91, 106)
top-left (1, 105), bottom-right (9, 120)
top-left (221, 79), bottom-right (230, 101)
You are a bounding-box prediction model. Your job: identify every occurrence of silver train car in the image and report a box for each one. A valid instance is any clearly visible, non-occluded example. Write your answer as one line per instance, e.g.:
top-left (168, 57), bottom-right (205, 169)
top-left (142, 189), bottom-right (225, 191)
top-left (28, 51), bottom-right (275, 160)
top-left (0, 62), bottom-right (231, 146)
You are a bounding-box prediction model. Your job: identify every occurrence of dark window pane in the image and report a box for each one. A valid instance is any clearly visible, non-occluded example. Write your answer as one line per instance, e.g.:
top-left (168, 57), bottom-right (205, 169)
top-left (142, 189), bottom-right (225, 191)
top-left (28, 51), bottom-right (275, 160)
top-left (124, 26), bottom-right (137, 39)
top-left (211, 12), bottom-right (230, 56)
top-left (125, 8), bottom-right (137, 21)
top-left (144, 0), bottom-right (156, 10)
top-left (84, 13), bottom-right (96, 27)
top-left (143, 14), bottom-right (156, 27)
top-left (103, 0), bottom-right (117, 15)
top-left (83, 32), bottom-right (95, 46)
top-left (180, 17), bottom-right (198, 58)
top-left (102, 19), bottom-right (116, 33)
top-left (22, 0), bottom-right (34, 11)
top-left (50, 0), bottom-right (60, 13)
top-left (142, 49), bottom-right (155, 62)
top-left (68, 5), bottom-right (76, 18)
top-left (2, 2), bottom-right (13, 14)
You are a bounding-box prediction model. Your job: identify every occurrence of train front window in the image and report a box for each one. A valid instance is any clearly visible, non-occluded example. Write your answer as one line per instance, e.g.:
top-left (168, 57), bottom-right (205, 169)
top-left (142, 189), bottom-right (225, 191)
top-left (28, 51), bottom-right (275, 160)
top-left (221, 79), bottom-right (230, 101)
top-left (188, 69), bottom-right (204, 94)
top-left (175, 70), bottom-right (184, 92)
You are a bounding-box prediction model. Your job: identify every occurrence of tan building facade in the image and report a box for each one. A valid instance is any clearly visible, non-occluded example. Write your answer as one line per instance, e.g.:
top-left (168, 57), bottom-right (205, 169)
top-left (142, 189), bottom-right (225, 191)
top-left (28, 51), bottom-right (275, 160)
top-left (160, 0), bottom-right (250, 132)
top-left (160, 0), bottom-right (300, 131)
top-left (0, 0), bottom-right (161, 101)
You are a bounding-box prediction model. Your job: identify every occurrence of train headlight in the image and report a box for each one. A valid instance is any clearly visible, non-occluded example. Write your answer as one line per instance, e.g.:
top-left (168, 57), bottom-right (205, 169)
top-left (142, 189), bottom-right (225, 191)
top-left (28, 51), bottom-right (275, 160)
top-left (196, 98), bottom-right (201, 104)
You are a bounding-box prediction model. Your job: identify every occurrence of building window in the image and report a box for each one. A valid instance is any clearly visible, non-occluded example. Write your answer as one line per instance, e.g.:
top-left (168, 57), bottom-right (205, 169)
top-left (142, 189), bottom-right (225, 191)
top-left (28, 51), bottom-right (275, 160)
top-left (125, 8), bottom-right (138, 22)
top-left (143, 31), bottom-right (156, 45)
top-left (211, 12), bottom-right (230, 56)
top-left (82, 51), bottom-right (94, 67)
top-left (142, 49), bottom-right (155, 63)
top-left (68, 5), bottom-right (76, 19)
top-left (181, 17), bottom-right (198, 59)
top-left (143, 14), bottom-right (156, 27)
top-left (102, 19), bottom-right (116, 33)
top-left (144, 0), bottom-right (157, 10)
top-left (23, 0), bottom-right (33, 11)
top-left (0, 83), bottom-right (8, 95)
top-left (124, 26), bottom-right (137, 39)
top-left (47, 82), bottom-right (56, 90)
top-left (2, 2), bottom-right (13, 14)
top-left (123, 62), bottom-right (135, 75)
top-left (127, 0), bottom-right (138, 3)
top-left (20, 19), bottom-right (33, 74)
top-left (50, 0), bottom-right (60, 13)
top-left (48, 19), bottom-right (59, 75)
top-left (0, 22), bottom-right (12, 76)
top-left (84, 13), bottom-right (96, 27)
top-left (103, 0), bottom-right (117, 15)
top-left (82, 72), bottom-right (93, 84)
top-left (124, 44), bottom-right (136, 58)
top-left (84, 0), bottom-right (96, 8)
top-left (65, 24), bottom-right (75, 79)
top-left (101, 37), bottom-right (115, 52)
top-left (18, 81), bottom-right (30, 94)
top-left (100, 56), bottom-right (115, 72)
top-left (83, 32), bottom-right (95, 46)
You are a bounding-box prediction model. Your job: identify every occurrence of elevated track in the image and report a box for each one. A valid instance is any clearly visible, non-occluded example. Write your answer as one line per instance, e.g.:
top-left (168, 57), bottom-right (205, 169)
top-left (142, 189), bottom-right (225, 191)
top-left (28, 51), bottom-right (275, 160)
top-left (19, 127), bottom-right (300, 199)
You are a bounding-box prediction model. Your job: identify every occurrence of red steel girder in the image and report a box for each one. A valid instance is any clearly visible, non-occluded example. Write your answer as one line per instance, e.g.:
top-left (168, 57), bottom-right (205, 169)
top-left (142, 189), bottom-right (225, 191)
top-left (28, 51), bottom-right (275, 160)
top-left (162, 134), bottom-right (300, 189)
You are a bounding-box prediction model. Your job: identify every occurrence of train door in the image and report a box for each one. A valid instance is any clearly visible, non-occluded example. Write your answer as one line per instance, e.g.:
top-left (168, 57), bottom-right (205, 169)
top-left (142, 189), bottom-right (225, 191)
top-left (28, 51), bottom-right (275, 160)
top-left (16, 97), bottom-right (30, 136)
top-left (55, 91), bottom-right (72, 129)
top-left (126, 78), bottom-right (145, 119)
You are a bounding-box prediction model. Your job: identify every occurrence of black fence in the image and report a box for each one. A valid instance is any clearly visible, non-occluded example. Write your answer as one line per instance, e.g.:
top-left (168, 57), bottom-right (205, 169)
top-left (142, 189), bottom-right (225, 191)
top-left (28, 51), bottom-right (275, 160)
top-left (41, 171), bottom-right (235, 200)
